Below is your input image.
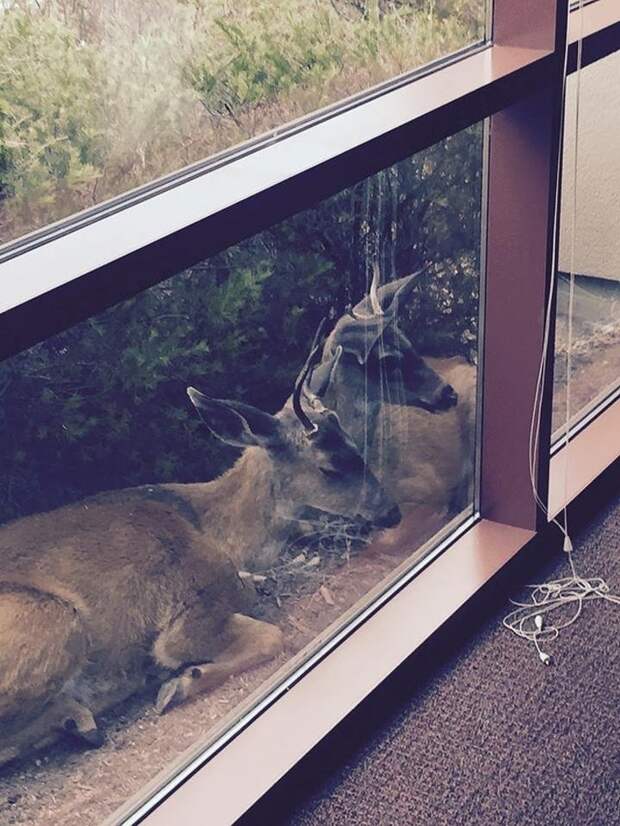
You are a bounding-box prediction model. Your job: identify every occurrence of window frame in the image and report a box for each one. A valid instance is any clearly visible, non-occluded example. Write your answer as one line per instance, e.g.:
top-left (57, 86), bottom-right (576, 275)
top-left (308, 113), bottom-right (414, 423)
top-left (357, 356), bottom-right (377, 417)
top-left (0, 2), bottom-right (618, 824)
top-left (0, 39), bottom-right (551, 359)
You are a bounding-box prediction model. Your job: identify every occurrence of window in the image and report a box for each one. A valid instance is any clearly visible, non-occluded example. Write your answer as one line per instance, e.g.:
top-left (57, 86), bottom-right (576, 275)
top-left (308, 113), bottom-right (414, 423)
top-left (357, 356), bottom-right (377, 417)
top-left (0, 0), bottom-right (486, 247)
top-left (0, 123), bottom-right (482, 824)
top-left (0, 2), bottom-right (618, 825)
top-left (553, 47), bottom-right (620, 439)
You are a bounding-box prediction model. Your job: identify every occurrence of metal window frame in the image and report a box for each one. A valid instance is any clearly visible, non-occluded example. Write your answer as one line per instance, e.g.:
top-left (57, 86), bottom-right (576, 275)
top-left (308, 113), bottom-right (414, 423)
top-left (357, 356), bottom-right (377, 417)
top-left (0, 1), bottom-right (618, 824)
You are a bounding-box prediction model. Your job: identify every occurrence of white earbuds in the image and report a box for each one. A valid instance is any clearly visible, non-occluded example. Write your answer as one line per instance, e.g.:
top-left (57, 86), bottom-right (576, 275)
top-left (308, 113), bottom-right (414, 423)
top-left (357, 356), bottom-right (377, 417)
top-left (533, 615), bottom-right (552, 666)
top-left (503, 568), bottom-right (619, 666)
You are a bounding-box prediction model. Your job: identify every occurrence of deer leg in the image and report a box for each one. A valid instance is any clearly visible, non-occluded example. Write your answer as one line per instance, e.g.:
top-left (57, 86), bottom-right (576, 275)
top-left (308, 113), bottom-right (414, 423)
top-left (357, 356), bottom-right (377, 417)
top-left (0, 587), bottom-right (93, 765)
top-left (155, 613), bottom-right (283, 714)
top-left (58, 696), bottom-right (103, 748)
top-left (0, 695), bottom-right (101, 769)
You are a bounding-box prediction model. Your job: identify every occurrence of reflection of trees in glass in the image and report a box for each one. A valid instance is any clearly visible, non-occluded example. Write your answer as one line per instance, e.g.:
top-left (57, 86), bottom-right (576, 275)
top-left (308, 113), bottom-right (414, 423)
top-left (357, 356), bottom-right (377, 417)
top-left (0, 124), bottom-right (481, 524)
top-left (0, 0), bottom-right (484, 241)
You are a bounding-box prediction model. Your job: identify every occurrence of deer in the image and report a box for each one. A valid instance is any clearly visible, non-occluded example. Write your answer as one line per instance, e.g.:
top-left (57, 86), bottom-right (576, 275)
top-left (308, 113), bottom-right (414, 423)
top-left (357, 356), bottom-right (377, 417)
top-left (0, 339), bottom-right (399, 768)
top-left (307, 265), bottom-right (476, 544)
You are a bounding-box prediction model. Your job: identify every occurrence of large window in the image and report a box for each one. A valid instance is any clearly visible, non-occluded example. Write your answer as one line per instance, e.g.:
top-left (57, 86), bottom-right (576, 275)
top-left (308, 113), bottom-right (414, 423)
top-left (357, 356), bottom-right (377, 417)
top-left (0, 125), bottom-right (482, 824)
top-left (0, 2), bottom-right (618, 825)
top-left (0, 0), bottom-right (486, 247)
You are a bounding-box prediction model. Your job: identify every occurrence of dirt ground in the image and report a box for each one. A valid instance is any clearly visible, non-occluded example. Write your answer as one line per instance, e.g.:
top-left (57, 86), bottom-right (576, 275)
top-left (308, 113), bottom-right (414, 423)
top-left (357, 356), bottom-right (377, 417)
top-left (0, 326), bottom-right (617, 826)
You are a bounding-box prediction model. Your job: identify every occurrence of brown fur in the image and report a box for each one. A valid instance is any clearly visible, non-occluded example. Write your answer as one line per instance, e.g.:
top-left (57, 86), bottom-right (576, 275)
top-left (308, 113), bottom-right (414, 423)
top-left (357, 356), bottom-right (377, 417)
top-left (0, 395), bottom-right (397, 766)
top-left (372, 357), bottom-right (476, 510)
top-left (0, 481), bottom-right (282, 766)
top-left (368, 357), bottom-right (476, 551)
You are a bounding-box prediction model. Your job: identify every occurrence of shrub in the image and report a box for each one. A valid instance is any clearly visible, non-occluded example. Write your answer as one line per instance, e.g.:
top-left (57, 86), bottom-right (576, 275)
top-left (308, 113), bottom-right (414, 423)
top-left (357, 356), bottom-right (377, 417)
top-left (0, 0), bottom-right (483, 239)
top-left (0, 8), bottom-right (105, 224)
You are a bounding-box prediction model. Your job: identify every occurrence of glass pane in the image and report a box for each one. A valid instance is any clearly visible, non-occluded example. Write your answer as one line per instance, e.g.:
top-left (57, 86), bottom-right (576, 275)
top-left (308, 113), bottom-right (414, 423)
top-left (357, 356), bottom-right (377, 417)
top-left (0, 1), bottom-right (486, 247)
top-left (553, 50), bottom-right (620, 439)
top-left (0, 123), bottom-right (483, 824)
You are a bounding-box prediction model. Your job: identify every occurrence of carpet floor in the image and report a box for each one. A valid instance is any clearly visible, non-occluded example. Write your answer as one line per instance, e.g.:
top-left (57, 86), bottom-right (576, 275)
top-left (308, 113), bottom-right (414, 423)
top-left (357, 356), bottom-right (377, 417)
top-left (244, 490), bottom-right (620, 826)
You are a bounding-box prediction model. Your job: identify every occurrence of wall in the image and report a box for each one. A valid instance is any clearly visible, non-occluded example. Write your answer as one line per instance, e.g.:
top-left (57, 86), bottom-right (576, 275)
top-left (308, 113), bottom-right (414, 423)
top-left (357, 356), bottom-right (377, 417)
top-left (559, 48), bottom-right (620, 281)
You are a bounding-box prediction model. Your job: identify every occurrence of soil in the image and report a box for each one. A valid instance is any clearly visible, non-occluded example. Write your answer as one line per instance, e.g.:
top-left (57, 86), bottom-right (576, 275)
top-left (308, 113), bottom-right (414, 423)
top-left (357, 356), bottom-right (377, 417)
top-left (0, 327), bottom-right (617, 826)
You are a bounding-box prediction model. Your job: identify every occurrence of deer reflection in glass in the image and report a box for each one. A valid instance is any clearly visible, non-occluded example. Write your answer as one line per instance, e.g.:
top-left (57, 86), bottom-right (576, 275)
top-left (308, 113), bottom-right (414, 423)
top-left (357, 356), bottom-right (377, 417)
top-left (308, 264), bottom-right (476, 541)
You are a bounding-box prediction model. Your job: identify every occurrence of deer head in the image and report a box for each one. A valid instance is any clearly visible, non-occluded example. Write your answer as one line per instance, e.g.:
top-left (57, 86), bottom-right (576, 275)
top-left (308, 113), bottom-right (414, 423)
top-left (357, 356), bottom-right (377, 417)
top-left (187, 335), bottom-right (400, 534)
top-left (308, 266), bottom-right (458, 446)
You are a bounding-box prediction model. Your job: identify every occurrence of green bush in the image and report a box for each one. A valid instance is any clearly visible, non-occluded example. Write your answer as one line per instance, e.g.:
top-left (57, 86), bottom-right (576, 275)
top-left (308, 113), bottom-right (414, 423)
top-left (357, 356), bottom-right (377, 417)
top-left (184, 1), bottom-right (409, 117)
top-left (0, 2), bottom-right (203, 234)
top-left (0, 0), bottom-right (483, 240)
top-left (0, 9), bottom-right (105, 216)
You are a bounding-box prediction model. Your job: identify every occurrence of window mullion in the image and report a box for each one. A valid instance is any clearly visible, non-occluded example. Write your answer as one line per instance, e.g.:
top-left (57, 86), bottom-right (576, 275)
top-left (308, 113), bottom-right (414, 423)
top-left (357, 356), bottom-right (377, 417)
top-left (480, 0), bottom-right (568, 530)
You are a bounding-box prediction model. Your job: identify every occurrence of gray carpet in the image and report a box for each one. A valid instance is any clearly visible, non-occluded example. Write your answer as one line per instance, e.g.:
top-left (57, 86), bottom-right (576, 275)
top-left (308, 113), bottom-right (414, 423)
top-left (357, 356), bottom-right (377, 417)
top-left (249, 491), bottom-right (620, 826)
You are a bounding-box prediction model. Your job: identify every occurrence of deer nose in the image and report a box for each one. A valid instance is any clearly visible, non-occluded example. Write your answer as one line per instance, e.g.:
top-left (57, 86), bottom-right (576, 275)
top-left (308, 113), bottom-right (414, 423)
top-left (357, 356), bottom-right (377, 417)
top-left (375, 503), bottom-right (401, 528)
top-left (437, 383), bottom-right (458, 410)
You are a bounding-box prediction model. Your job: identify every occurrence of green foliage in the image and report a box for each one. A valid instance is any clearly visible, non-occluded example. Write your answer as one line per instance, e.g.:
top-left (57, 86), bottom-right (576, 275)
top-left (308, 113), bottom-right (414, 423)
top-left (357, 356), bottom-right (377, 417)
top-left (184, 1), bottom-right (410, 117)
top-left (0, 8), bottom-right (105, 214)
top-left (0, 0), bottom-right (484, 240)
top-left (0, 1), bottom-right (205, 234)
top-left (0, 261), bottom-right (267, 518)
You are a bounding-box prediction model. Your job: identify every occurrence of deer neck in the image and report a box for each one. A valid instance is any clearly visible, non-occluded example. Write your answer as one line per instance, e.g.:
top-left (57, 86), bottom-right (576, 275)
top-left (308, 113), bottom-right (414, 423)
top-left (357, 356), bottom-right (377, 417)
top-left (178, 449), bottom-right (291, 571)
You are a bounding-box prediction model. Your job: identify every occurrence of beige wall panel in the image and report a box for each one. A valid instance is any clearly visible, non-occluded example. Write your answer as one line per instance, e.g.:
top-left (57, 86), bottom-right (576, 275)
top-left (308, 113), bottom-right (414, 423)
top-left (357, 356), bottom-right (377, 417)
top-left (559, 49), bottom-right (620, 281)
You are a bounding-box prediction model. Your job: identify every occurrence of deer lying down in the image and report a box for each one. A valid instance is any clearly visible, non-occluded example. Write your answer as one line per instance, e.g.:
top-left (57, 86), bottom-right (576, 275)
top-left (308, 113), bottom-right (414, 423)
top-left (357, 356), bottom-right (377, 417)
top-left (0, 348), bottom-right (399, 768)
top-left (311, 267), bottom-right (475, 536)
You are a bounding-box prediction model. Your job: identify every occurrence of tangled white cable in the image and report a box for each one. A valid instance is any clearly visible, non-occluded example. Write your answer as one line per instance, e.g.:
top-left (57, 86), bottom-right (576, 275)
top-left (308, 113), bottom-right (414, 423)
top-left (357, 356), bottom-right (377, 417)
top-left (503, 546), bottom-right (620, 666)
top-left (503, 0), bottom-right (619, 665)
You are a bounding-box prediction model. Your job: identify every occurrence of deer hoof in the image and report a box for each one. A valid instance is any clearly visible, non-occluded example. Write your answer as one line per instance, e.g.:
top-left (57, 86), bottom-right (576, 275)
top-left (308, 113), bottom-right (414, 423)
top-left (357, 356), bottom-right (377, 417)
top-left (155, 678), bottom-right (183, 715)
top-left (62, 704), bottom-right (104, 748)
top-left (74, 726), bottom-right (104, 749)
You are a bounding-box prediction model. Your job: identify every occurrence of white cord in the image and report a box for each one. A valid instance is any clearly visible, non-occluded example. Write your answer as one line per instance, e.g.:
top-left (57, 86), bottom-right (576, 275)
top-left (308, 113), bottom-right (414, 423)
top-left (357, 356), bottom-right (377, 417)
top-left (504, 0), bottom-right (619, 665)
top-left (503, 564), bottom-right (620, 666)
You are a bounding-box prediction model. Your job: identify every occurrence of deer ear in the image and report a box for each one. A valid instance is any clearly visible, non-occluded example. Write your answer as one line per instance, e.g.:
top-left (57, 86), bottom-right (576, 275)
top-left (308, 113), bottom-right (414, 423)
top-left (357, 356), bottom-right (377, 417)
top-left (376, 270), bottom-right (421, 315)
top-left (187, 388), bottom-right (282, 449)
top-left (351, 269), bottom-right (424, 318)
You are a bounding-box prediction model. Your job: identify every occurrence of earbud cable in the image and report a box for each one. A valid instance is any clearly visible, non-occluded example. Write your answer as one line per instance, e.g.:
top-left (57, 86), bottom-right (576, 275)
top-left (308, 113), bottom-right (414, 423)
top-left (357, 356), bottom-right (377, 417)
top-left (503, 0), bottom-right (619, 665)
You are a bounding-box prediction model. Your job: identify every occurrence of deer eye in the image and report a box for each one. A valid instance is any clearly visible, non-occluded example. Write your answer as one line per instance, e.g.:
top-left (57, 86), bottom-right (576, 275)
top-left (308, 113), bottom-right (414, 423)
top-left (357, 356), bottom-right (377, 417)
top-left (320, 466), bottom-right (343, 481)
